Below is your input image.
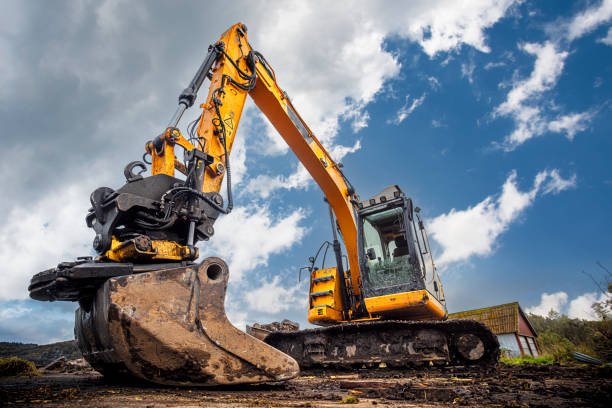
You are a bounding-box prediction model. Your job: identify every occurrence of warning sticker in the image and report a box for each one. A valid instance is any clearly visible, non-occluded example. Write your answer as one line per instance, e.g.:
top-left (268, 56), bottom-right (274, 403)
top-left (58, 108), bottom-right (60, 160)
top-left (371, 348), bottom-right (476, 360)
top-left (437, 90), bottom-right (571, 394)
top-left (224, 112), bottom-right (235, 130)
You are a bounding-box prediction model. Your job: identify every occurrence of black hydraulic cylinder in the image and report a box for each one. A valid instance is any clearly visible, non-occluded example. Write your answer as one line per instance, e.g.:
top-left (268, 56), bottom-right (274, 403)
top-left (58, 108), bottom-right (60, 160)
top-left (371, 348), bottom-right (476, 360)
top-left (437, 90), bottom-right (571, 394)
top-left (179, 44), bottom-right (222, 108)
top-left (327, 202), bottom-right (351, 318)
top-left (168, 44), bottom-right (222, 128)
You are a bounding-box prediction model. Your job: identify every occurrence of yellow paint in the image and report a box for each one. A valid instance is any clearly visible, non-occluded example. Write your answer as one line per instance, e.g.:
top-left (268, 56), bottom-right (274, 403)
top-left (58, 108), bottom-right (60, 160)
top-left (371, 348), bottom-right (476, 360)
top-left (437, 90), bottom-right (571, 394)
top-left (104, 236), bottom-right (196, 262)
top-left (365, 290), bottom-right (447, 320)
top-left (308, 267), bottom-right (345, 324)
top-left (196, 25), bottom-right (250, 192)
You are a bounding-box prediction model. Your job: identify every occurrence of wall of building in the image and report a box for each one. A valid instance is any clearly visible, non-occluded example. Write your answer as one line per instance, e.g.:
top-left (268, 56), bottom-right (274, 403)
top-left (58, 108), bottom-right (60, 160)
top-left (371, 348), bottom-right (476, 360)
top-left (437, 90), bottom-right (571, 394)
top-left (518, 312), bottom-right (536, 337)
top-left (498, 333), bottom-right (521, 358)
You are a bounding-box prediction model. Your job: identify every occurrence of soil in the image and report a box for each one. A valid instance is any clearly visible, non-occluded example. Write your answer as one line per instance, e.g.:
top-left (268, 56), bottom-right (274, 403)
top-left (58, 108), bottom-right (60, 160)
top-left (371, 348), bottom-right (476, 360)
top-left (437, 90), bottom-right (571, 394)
top-left (1, 364), bottom-right (610, 407)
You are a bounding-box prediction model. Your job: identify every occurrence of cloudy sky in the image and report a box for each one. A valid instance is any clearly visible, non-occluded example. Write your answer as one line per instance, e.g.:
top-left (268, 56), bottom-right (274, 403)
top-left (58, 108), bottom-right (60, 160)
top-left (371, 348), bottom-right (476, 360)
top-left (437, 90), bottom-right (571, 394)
top-left (1, 0), bottom-right (611, 344)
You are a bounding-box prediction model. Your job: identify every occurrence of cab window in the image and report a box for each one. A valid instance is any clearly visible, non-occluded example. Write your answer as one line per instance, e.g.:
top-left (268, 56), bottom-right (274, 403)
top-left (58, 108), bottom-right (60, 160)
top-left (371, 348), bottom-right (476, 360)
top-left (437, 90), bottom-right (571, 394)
top-left (361, 206), bottom-right (417, 292)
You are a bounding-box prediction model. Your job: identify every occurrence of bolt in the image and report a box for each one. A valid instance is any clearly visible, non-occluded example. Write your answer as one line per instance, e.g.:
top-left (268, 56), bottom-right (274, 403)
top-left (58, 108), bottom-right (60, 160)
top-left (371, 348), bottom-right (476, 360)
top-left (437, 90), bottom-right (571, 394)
top-left (93, 235), bottom-right (102, 251)
top-left (134, 235), bottom-right (152, 251)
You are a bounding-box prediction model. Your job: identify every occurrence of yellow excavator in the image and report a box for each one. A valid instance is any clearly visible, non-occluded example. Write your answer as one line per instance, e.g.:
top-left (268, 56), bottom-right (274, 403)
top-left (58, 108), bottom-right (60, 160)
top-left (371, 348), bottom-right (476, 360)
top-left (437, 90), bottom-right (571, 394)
top-left (29, 23), bottom-right (498, 386)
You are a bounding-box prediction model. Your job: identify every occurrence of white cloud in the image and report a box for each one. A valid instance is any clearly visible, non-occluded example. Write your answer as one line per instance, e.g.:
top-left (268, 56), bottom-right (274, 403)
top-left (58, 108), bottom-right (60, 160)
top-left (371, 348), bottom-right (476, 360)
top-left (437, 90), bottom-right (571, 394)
top-left (541, 169), bottom-right (577, 194)
top-left (547, 111), bottom-right (595, 140)
top-left (255, 113), bottom-right (291, 157)
top-left (387, 0), bottom-right (518, 57)
top-left (441, 55), bottom-right (454, 66)
top-left (432, 119), bottom-right (446, 128)
top-left (245, 140), bottom-right (361, 199)
top-left (461, 59), bottom-right (476, 84)
top-left (428, 169), bottom-right (576, 265)
top-left (492, 1), bottom-right (612, 149)
top-left (329, 140), bottom-right (362, 162)
top-left (496, 42), bottom-right (567, 119)
top-left (567, 292), bottom-right (598, 320)
top-left (566, 0), bottom-right (612, 41)
top-left (600, 26), bottom-right (612, 45)
top-left (389, 93), bottom-right (427, 125)
top-left (253, 4), bottom-right (400, 150)
top-left (568, 291), bottom-right (611, 320)
top-left (198, 206), bottom-right (307, 282)
top-left (494, 41), bottom-right (596, 149)
top-left (0, 183), bottom-right (95, 301)
top-left (225, 300), bottom-right (249, 330)
top-left (428, 76), bottom-right (442, 90)
top-left (342, 105), bottom-right (371, 133)
top-left (484, 61), bottom-right (506, 70)
top-left (245, 166), bottom-right (311, 200)
top-left (527, 290), bottom-right (611, 320)
top-left (240, 6), bottom-right (400, 195)
top-left (224, 101), bottom-right (254, 185)
top-left (242, 0), bottom-right (517, 197)
top-left (0, 302), bottom-right (76, 344)
top-left (245, 276), bottom-right (308, 313)
top-left (525, 291), bottom-right (568, 316)
top-left (594, 77), bottom-right (604, 87)
top-left (0, 305), bottom-right (32, 320)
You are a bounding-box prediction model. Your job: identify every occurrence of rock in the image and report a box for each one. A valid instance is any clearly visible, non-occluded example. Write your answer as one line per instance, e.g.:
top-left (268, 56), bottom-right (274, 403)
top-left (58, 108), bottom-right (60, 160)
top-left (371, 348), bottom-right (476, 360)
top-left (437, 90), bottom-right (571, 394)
top-left (44, 356), bottom-right (67, 371)
top-left (43, 357), bottom-right (93, 373)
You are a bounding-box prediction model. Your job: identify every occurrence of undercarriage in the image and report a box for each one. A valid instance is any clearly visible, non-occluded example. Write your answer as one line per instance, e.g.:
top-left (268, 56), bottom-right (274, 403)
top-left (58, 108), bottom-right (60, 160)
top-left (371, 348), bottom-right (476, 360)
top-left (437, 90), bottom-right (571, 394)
top-left (263, 320), bottom-right (500, 369)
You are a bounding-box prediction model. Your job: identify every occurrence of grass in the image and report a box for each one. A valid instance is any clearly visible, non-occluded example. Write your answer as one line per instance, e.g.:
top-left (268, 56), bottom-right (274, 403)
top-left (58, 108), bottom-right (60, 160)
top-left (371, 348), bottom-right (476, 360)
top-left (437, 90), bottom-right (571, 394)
top-left (0, 357), bottom-right (40, 377)
top-left (341, 396), bottom-right (359, 404)
top-left (501, 354), bottom-right (555, 365)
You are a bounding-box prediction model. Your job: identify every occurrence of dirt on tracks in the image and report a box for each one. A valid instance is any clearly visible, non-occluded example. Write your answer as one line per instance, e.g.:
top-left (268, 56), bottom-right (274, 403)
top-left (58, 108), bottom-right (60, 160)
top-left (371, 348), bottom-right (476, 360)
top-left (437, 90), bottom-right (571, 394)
top-left (1, 364), bottom-right (610, 407)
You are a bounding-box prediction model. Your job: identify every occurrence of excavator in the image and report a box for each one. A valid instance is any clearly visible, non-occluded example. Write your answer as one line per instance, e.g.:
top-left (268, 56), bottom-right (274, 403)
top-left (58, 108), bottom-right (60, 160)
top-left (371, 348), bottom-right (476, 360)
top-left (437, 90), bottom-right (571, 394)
top-left (28, 23), bottom-right (499, 386)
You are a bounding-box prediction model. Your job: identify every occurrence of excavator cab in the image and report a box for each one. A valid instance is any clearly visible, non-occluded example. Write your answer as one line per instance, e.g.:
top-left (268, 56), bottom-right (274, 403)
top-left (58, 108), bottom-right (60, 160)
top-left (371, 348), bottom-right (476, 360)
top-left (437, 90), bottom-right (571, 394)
top-left (307, 186), bottom-right (446, 326)
top-left (356, 186), bottom-right (446, 321)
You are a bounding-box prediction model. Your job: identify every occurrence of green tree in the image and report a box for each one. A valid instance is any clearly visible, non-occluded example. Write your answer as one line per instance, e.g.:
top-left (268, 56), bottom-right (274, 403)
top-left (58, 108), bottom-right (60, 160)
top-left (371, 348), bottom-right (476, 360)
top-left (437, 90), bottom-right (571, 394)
top-left (591, 281), bottom-right (611, 321)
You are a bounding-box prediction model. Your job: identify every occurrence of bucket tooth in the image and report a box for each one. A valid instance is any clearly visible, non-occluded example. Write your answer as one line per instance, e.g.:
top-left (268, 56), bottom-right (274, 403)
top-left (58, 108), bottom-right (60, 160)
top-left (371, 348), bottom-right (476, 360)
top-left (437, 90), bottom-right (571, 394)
top-left (75, 257), bottom-right (299, 386)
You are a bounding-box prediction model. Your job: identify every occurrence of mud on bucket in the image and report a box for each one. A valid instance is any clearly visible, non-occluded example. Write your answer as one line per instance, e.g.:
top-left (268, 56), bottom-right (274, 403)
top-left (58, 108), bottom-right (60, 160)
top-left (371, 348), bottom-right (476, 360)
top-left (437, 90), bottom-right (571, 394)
top-left (74, 257), bottom-right (300, 386)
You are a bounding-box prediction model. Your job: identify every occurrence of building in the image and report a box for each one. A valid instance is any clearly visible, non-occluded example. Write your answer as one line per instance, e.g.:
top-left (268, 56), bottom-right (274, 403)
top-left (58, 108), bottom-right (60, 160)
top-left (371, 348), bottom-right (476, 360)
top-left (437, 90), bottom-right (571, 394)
top-left (448, 302), bottom-right (541, 358)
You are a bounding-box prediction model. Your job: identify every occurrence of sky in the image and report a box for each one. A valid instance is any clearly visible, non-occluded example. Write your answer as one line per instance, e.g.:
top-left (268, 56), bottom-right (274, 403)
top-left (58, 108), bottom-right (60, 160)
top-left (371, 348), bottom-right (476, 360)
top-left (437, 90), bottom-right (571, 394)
top-left (1, 0), bottom-right (611, 344)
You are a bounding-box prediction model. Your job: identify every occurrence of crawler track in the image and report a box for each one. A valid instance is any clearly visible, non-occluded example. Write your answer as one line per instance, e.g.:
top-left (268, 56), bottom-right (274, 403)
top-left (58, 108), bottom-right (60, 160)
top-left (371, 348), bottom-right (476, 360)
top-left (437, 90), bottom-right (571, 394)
top-left (264, 319), bottom-right (500, 368)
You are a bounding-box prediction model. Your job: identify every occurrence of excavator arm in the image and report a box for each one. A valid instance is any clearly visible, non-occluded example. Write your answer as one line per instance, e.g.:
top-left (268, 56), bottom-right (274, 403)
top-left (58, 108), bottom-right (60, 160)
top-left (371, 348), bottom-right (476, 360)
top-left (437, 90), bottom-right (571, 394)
top-left (138, 23), bottom-right (363, 314)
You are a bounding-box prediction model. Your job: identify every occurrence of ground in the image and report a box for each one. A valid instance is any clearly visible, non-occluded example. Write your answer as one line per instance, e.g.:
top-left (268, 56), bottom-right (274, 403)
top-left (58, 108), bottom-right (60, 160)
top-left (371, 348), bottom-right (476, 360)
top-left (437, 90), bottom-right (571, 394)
top-left (1, 364), bottom-right (610, 407)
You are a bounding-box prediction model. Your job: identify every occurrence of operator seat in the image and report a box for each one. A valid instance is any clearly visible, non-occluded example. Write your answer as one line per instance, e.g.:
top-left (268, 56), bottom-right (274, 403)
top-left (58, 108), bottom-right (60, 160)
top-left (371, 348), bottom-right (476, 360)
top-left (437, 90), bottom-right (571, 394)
top-left (393, 236), bottom-right (409, 257)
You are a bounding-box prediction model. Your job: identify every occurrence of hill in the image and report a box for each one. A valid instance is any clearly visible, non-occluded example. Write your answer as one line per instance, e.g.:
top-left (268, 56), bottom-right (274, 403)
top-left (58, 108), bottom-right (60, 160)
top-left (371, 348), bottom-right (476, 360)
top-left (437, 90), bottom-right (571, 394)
top-left (0, 340), bottom-right (81, 367)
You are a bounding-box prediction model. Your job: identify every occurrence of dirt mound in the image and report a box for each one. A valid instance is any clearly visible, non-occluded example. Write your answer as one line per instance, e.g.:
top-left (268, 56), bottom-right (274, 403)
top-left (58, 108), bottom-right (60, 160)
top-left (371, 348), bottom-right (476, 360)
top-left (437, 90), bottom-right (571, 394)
top-left (44, 357), bottom-right (95, 373)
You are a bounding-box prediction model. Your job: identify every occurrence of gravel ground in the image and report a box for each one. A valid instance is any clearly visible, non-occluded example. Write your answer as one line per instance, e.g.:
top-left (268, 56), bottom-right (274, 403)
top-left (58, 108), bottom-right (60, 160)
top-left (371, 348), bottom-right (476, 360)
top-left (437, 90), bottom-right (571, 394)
top-left (1, 364), bottom-right (610, 407)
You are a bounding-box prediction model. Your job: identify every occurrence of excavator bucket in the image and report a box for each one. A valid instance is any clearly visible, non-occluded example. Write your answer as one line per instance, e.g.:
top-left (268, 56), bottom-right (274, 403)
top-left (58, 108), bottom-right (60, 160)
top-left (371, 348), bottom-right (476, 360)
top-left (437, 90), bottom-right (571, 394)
top-left (73, 257), bottom-right (299, 386)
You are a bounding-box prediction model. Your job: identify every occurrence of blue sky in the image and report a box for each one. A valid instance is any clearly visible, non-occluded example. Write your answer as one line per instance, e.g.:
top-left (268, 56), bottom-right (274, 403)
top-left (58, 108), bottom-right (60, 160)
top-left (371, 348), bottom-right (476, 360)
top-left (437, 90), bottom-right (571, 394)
top-left (1, 0), bottom-right (611, 344)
